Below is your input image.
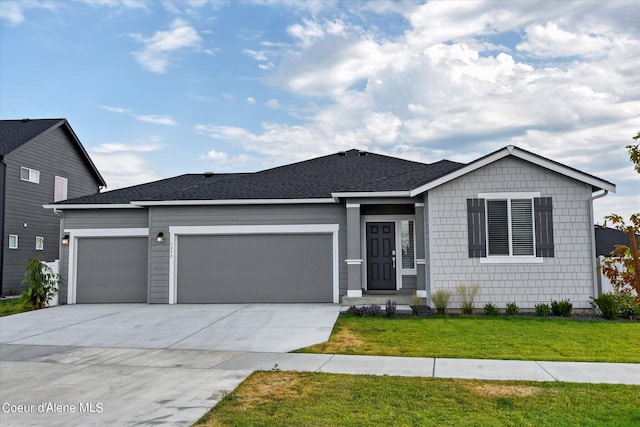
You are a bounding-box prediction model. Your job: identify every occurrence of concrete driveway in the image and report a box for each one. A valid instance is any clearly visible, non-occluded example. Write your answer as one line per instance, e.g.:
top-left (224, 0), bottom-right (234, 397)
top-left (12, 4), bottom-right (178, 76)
top-left (0, 303), bottom-right (341, 426)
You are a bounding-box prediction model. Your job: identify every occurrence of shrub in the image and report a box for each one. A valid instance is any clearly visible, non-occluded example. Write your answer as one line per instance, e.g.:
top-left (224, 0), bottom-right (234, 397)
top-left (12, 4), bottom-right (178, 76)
top-left (347, 304), bottom-right (382, 317)
top-left (385, 300), bottom-right (397, 318)
top-left (456, 283), bottom-right (480, 315)
top-left (505, 302), bottom-right (520, 316)
top-left (535, 303), bottom-right (551, 317)
top-left (613, 293), bottom-right (639, 319)
top-left (483, 302), bottom-right (499, 317)
top-left (410, 294), bottom-right (422, 316)
top-left (590, 294), bottom-right (619, 320)
top-left (20, 255), bottom-right (60, 309)
top-left (551, 299), bottom-right (573, 317)
top-left (431, 290), bottom-right (451, 316)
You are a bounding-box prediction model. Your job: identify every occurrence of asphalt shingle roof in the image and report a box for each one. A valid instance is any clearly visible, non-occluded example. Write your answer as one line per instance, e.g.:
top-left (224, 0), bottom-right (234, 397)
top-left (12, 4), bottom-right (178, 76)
top-left (0, 119), bottom-right (65, 155)
top-left (58, 149), bottom-right (467, 205)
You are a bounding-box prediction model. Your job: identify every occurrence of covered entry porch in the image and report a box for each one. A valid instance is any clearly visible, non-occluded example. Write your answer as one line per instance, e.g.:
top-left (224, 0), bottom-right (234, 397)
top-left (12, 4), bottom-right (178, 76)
top-left (343, 199), bottom-right (428, 303)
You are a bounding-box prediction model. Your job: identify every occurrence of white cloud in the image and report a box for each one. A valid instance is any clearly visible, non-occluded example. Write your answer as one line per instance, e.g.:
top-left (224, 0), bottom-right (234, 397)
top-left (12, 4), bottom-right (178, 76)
top-left (247, 97), bottom-right (256, 104)
top-left (265, 98), bottom-right (280, 109)
top-left (221, 93), bottom-right (234, 101)
top-left (100, 105), bottom-right (177, 126)
top-left (131, 18), bottom-right (202, 73)
top-left (0, 0), bottom-right (58, 26)
top-left (89, 142), bottom-right (163, 189)
top-left (517, 22), bottom-right (613, 58)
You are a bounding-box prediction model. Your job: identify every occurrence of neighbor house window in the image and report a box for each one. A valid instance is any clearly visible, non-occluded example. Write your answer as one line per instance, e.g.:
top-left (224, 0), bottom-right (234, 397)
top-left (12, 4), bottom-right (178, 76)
top-left (54, 176), bottom-right (68, 202)
top-left (20, 167), bottom-right (40, 183)
top-left (401, 220), bottom-right (415, 268)
top-left (467, 195), bottom-right (554, 260)
top-left (36, 236), bottom-right (44, 251)
top-left (8, 235), bottom-right (18, 249)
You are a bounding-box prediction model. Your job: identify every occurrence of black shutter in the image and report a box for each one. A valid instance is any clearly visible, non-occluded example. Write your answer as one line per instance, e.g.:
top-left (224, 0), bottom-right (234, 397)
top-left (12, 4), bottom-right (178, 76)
top-left (534, 197), bottom-right (554, 257)
top-left (467, 198), bottom-right (486, 258)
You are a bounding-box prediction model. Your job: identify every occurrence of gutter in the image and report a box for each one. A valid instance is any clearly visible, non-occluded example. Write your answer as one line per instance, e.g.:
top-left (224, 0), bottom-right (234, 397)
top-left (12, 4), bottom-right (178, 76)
top-left (589, 189), bottom-right (609, 299)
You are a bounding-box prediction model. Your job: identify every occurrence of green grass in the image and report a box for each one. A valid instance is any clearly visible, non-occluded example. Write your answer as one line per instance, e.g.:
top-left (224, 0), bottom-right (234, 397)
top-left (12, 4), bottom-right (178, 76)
top-left (195, 371), bottom-right (640, 426)
top-left (297, 315), bottom-right (640, 363)
top-left (0, 298), bottom-right (34, 317)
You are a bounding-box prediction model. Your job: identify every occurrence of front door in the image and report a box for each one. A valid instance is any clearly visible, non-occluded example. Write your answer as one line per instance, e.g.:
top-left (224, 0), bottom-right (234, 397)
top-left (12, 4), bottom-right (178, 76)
top-left (366, 222), bottom-right (396, 290)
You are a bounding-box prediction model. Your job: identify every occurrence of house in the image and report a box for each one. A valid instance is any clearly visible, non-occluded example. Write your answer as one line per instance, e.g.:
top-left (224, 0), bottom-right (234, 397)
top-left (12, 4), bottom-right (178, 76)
top-left (0, 119), bottom-right (106, 295)
top-left (45, 145), bottom-right (615, 309)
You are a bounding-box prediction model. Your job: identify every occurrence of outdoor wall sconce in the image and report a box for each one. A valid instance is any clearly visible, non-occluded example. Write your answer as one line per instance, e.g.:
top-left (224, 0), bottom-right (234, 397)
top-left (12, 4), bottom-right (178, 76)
top-left (62, 234), bottom-right (70, 245)
top-left (156, 232), bottom-right (164, 243)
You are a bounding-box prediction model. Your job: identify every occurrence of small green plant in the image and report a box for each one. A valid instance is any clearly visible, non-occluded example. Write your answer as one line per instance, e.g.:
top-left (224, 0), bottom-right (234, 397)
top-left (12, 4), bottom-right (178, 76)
top-left (483, 302), bottom-right (499, 317)
top-left (456, 283), bottom-right (480, 315)
top-left (347, 304), bottom-right (382, 317)
top-left (20, 256), bottom-right (61, 309)
top-left (590, 294), bottom-right (619, 320)
top-left (505, 302), bottom-right (520, 316)
top-left (535, 303), bottom-right (551, 317)
top-left (410, 294), bottom-right (421, 316)
top-left (551, 299), bottom-right (573, 317)
top-left (431, 290), bottom-right (451, 316)
top-left (385, 299), bottom-right (397, 318)
top-left (613, 293), bottom-right (639, 319)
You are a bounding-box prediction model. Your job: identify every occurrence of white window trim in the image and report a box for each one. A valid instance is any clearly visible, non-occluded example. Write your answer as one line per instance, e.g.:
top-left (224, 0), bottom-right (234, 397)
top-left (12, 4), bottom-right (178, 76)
top-left (36, 236), bottom-right (44, 251)
top-left (480, 192), bottom-right (540, 261)
top-left (8, 234), bottom-right (18, 249)
top-left (20, 167), bottom-right (40, 184)
top-left (64, 228), bottom-right (149, 304)
top-left (360, 215), bottom-right (417, 291)
top-left (168, 224), bottom-right (340, 304)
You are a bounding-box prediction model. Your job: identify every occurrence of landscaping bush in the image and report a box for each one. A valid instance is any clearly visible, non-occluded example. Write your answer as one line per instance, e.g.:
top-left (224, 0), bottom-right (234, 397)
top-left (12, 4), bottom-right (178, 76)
top-left (456, 283), bottom-right (480, 315)
top-left (613, 293), bottom-right (639, 319)
top-left (431, 290), bottom-right (451, 316)
top-left (535, 303), bottom-right (551, 317)
top-left (590, 294), bottom-right (619, 320)
top-left (505, 302), bottom-right (520, 316)
top-left (347, 305), bottom-right (382, 317)
top-left (385, 300), bottom-right (397, 318)
top-left (551, 299), bottom-right (573, 317)
top-left (483, 302), bottom-right (499, 317)
top-left (20, 256), bottom-right (60, 309)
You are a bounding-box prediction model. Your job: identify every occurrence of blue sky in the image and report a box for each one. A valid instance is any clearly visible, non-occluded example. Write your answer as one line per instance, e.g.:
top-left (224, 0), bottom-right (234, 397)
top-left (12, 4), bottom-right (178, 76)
top-left (1, 0), bottom-right (638, 221)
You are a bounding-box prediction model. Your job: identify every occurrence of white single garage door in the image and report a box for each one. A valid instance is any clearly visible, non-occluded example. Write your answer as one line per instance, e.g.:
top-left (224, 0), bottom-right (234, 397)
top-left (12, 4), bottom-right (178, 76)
top-left (176, 234), bottom-right (334, 303)
top-left (76, 237), bottom-right (148, 303)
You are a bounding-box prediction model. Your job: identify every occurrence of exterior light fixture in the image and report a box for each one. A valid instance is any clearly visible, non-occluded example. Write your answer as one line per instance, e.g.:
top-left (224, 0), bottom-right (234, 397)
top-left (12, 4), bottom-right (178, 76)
top-left (62, 234), bottom-right (70, 245)
top-left (156, 232), bottom-right (164, 243)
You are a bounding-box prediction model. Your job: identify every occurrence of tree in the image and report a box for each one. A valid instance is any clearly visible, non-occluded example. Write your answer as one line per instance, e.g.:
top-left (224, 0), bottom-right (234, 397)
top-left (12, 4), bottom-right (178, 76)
top-left (601, 134), bottom-right (640, 301)
top-left (20, 255), bottom-right (61, 309)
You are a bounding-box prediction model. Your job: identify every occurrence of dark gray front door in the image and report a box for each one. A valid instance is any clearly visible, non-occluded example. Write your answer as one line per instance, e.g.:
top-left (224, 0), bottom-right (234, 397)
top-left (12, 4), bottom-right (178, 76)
top-left (366, 222), bottom-right (396, 290)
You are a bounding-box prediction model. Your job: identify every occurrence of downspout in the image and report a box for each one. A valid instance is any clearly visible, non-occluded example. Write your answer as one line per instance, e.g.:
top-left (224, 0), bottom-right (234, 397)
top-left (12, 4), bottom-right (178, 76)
top-left (0, 157), bottom-right (5, 296)
top-left (589, 189), bottom-right (609, 299)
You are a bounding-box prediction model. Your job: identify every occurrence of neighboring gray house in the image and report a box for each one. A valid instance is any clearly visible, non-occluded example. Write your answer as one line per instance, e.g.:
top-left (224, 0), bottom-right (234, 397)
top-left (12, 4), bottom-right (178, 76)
top-left (0, 119), bottom-right (105, 295)
top-left (46, 145), bottom-right (615, 309)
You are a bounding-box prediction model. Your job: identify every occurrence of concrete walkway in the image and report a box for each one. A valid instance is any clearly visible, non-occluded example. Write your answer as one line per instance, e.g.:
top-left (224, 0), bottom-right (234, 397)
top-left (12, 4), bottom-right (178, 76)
top-left (1, 343), bottom-right (639, 426)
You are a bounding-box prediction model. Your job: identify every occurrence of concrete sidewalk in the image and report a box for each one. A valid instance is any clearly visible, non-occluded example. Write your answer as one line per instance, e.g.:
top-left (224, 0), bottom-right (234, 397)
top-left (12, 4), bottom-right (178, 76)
top-left (2, 344), bottom-right (639, 426)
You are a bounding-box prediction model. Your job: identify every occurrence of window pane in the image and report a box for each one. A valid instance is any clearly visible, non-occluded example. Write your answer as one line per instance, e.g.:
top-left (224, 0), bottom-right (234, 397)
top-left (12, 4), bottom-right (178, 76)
top-left (21, 167), bottom-right (30, 180)
top-left (9, 235), bottom-right (18, 249)
top-left (36, 236), bottom-right (44, 251)
top-left (487, 200), bottom-right (509, 255)
top-left (31, 169), bottom-right (40, 183)
top-left (401, 220), bottom-right (415, 268)
top-left (511, 199), bottom-right (534, 255)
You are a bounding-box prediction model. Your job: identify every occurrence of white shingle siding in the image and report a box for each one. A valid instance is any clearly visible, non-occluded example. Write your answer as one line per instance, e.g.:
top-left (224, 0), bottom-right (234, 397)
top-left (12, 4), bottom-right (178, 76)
top-left (428, 156), bottom-right (594, 309)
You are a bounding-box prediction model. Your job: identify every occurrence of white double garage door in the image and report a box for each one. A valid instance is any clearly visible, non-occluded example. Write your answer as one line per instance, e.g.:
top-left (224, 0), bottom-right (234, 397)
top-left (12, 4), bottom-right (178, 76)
top-left (71, 225), bottom-right (339, 304)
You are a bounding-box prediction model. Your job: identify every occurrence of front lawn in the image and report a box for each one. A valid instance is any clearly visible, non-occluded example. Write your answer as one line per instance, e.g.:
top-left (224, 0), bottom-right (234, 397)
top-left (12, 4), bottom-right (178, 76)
top-left (0, 298), bottom-right (34, 317)
top-left (195, 371), bottom-right (640, 426)
top-left (297, 315), bottom-right (640, 363)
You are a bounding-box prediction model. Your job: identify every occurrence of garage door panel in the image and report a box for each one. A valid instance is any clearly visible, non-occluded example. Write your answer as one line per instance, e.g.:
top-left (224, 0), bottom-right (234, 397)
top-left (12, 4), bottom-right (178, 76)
top-left (177, 234), bottom-right (333, 303)
top-left (76, 237), bottom-right (148, 303)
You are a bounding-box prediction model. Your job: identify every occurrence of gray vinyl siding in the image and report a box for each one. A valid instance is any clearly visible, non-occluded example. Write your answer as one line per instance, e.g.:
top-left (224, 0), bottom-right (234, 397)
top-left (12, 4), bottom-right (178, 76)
top-left (177, 234), bottom-right (333, 303)
top-left (428, 156), bottom-right (595, 309)
top-left (149, 204), bottom-right (347, 303)
top-left (2, 126), bottom-right (101, 294)
top-left (402, 275), bottom-right (417, 290)
top-left (58, 209), bottom-right (149, 303)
